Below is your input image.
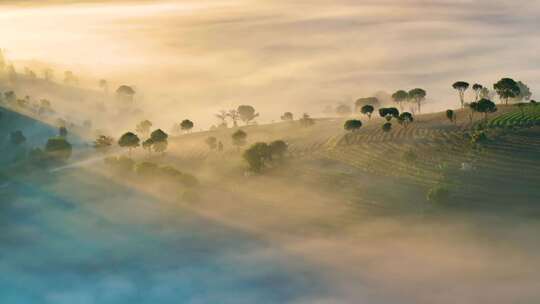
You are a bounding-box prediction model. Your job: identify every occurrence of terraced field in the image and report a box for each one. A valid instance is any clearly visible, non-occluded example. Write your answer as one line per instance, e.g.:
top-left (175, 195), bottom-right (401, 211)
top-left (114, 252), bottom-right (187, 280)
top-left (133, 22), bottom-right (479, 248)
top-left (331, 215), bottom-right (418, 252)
top-left (163, 106), bottom-right (539, 214)
top-left (487, 104), bottom-right (540, 128)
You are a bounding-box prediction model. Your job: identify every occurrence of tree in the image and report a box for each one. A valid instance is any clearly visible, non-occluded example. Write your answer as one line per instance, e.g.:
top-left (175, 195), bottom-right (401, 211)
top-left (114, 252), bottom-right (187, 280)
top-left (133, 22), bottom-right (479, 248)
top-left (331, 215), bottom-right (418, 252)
top-left (354, 97), bottom-right (380, 113)
top-left (7, 64), bottom-right (17, 83)
top-left (281, 112), bottom-right (294, 121)
top-left (225, 109), bottom-right (238, 127)
top-left (336, 104), bottom-right (352, 116)
top-left (180, 119), bottom-right (194, 133)
top-left (150, 129), bottom-right (168, 154)
top-left (116, 85), bottom-right (136, 103)
top-left (231, 129), bottom-right (247, 149)
top-left (446, 109), bottom-right (456, 123)
top-left (99, 79), bottom-right (109, 94)
top-left (269, 140), bottom-right (288, 159)
top-left (45, 137), bottom-right (72, 162)
top-left (42, 68), bottom-right (54, 82)
top-left (215, 110), bottom-right (229, 128)
top-left (243, 142), bottom-right (271, 172)
top-left (10, 130), bottom-right (26, 145)
top-left (205, 136), bottom-right (217, 150)
top-left (94, 135), bottom-right (114, 153)
top-left (136, 120), bottom-right (152, 137)
top-left (391, 90), bottom-right (408, 111)
top-left (379, 107), bottom-right (399, 121)
top-left (408, 88), bottom-right (427, 113)
top-left (118, 132), bottom-right (140, 156)
top-left (472, 84), bottom-right (483, 101)
top-left (299, 113), bottom-right (315, 127)
top-left (142, 138), bottom-right (154, 155)
top-left (397, 112), bottom-right (414, 128)
top-left (476, 98), bottom-right (497, 121)
top-left (469, 101), bottom-right (479, 123)
top-left (493, 78), bottom-right (519, 104)
top-left (382, 122), bottom-right (392, 132)
top-left (344, 119), bottom-right (362, 132)
top-left (360, 104), bottom-right (374, 120)
top-left (59, 126), bottom-right (68, 138)
top-left (452, 81), bottom-right (469, 108)
top-left (237, 105), bottom-right (259, 125)
top-left (515, 81), bottom-right (532, 102)
top-left (63, 71), bottom-right (78, 85)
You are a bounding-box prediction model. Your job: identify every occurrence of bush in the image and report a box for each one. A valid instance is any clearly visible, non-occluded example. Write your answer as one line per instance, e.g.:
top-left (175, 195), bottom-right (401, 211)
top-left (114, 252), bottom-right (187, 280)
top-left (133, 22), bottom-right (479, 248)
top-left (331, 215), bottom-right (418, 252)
top-left (45, 137), bottom-right (72, 162)
top-left (426, 185), bottom-right (450, 203)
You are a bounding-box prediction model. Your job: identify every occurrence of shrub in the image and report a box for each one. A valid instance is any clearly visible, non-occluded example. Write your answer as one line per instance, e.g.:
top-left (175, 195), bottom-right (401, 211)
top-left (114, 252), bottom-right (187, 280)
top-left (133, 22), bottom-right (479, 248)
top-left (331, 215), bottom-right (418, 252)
top-left (426, 185), bottom-right (450, 203)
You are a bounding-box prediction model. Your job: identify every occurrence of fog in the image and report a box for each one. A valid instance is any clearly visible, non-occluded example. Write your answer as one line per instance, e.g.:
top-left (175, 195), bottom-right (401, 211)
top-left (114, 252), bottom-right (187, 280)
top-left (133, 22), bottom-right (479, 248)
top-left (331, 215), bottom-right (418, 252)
top-left (1, 0), bottom-right (540, 127)
top-left (2, 1), bottom-right (540, 303)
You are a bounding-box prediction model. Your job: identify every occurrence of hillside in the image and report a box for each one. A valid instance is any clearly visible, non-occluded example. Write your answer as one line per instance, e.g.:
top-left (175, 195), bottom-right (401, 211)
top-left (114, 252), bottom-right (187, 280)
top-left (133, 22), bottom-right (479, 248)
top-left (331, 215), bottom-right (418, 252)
top-left (2, 102), bottom-right (540, 303)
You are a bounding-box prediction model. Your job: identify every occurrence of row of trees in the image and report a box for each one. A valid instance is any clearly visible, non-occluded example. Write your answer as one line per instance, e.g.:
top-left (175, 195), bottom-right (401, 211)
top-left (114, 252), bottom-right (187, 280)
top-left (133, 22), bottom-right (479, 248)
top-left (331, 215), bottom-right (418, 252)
top-left (452, 78), bottom-right (532, 108)
top-left (215, 105), bottom-right (259, 128)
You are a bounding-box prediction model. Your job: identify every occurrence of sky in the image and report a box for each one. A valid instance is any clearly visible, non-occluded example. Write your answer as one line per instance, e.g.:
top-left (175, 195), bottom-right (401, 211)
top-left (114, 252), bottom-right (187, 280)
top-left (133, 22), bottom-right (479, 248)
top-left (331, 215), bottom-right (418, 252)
top-left (1, 0), bottom-right (540, 123)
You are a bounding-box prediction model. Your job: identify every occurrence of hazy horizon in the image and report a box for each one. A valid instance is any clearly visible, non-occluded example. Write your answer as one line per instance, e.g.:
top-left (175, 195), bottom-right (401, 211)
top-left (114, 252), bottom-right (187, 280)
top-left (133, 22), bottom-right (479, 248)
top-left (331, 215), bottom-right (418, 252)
top-left (1, 0), bottom-right (539, 126)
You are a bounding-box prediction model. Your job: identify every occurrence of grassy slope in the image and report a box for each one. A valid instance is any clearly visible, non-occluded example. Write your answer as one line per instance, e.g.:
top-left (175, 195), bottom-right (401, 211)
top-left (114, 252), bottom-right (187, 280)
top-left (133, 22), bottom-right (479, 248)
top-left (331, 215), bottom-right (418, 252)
top-left (162, 104), bottom-right (540, 219)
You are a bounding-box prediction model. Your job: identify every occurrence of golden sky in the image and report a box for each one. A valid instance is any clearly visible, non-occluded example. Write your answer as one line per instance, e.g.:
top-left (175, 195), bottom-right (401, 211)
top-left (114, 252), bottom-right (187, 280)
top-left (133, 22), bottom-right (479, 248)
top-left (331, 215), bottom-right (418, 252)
top-left (1, 0), bottom-right (539, 120)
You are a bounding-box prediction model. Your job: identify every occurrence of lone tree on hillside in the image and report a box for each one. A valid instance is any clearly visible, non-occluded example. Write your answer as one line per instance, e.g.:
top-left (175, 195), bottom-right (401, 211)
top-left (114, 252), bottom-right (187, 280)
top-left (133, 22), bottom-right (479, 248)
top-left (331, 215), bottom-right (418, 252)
top-left (150, 129), bottom-right (168, 154)
top-left (243, 142), bottom-right (271, 172)
top-left (446, 109), bottom-right (456, 124)
top-left (45, 137), bottom-right (72, 162)
top-left (472, 84), bottom-right (483, 101)
top-left (231, 129), bottom-right (247, 150)
top-left (136, 120), bottom-right (152, 137)
top-left (408, 88), bottom-right (427, 113)
top-left (336, 104), bottom-right (352, 116)
top-left (118, 132), bottom-right (140, 156)
top-left (382, 122), bottom-right (392, 132)
top-left (180, 119), bottom-right (194, 133)
top-left (116, 85), bottom-right (136, 104)
top-left (269, 140), bottom-right (288, 159)
top-left (205, 136), bottom-right (217, 150)
top-left (477, 98), bottom-right (497, 121)
top-left (10, 130), bottom-right (26, 145)
top-left (281, 112), bottom-right (294, 121)
top-left (493, 78), bottom-right (520, 104)
top-left (360, 104), bottom-right (374, 120)
top-left (237, 105), bottom-right (259, 125)
top-left (452, 81), bottom-right (470, 108)
top-left (94, 135), bottom-right (114, 154)
top-left (391, 90), bottom-right (408, 111)
top-left (397, 112), bottom-right (414, 129)
top-left (344, 119), bottom-right (362, 132)
top-left (379, 107), bottom-right (399, 121)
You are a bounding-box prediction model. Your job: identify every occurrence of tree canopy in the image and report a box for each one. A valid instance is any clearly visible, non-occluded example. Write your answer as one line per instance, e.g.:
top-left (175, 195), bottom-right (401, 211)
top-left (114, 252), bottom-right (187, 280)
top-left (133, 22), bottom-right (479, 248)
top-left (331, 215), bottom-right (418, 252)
top-left (237, 105), bottom-right (259, 125)
top-left (493, 78), bottom-right (520, 104)
top-left (180, 119), bottom-right (194, 132)
top-left (344, 119), bottom-right (362, 132)
top-left (452, 81), bottom-right (470, 108)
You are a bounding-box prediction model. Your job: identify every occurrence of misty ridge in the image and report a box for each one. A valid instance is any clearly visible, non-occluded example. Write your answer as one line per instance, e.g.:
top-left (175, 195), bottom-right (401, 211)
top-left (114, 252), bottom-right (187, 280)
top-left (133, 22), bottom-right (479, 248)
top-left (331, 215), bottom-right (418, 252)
top-left (1, 1), bottom-right (540, 304)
